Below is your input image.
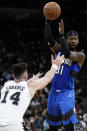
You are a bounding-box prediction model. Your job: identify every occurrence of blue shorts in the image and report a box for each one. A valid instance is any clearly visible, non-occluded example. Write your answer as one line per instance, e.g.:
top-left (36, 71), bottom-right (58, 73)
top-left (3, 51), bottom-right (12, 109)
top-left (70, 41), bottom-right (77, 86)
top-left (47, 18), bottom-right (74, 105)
top-left (46, 90), bottom-right (78, 126)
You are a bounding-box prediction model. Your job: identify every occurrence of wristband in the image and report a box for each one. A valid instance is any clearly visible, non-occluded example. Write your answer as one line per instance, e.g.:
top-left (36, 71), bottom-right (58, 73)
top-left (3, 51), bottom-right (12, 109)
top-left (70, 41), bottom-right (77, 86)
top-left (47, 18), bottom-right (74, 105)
top-left (52, 64), bottom-right (58, 70)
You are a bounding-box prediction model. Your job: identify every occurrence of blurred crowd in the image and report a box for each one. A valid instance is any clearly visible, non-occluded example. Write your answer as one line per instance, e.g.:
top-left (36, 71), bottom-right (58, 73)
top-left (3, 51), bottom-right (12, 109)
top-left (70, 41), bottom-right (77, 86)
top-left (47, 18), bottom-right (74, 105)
top-left (0, 39), bottom-right (87, 131)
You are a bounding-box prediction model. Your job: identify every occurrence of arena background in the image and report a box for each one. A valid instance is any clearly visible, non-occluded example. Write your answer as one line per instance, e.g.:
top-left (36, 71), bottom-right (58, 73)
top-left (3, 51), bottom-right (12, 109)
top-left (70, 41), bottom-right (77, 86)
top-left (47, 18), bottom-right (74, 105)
top-left (0, 0), bottom-right (87, 130)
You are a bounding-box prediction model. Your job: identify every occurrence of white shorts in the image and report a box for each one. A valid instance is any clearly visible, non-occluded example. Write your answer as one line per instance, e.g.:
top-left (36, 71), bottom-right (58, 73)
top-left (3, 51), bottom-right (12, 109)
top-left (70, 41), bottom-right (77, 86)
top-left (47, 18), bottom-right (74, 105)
top-left (0, 122), bottom-right (24, 131)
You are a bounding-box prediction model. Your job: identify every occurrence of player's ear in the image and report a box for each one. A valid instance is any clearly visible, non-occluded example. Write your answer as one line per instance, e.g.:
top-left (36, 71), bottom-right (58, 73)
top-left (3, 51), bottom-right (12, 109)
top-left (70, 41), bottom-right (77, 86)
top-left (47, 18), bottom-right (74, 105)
top-left (24, 74), bottom-right (26, 79)
top-left (12, 74), bottom-right (15, 78)
top-left (24, 73), bottom-right (28, 80)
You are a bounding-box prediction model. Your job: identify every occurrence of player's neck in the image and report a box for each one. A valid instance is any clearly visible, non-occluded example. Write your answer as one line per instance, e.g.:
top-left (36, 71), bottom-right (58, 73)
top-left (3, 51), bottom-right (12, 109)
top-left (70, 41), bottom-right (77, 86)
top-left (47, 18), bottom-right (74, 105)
top-left (70, 48), bottom-right (76, 51)
top-left (14, 78), bottom-right (26, 83)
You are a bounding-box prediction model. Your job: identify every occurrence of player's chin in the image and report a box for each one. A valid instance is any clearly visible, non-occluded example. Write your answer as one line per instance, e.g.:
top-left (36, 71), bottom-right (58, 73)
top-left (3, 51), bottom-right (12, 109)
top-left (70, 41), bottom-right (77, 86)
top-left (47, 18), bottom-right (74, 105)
top-left (71, 45), bottom-right (76, 48)
top-left (69, 45), bottom-right (76, 51)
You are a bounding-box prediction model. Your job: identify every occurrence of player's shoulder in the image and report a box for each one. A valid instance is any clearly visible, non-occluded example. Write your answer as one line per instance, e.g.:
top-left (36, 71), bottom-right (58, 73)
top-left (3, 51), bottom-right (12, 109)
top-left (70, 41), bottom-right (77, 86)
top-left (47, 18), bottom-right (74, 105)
top-left (74, 50), bottom-right (85, 56)
top-left (77, 50), bottom-right (85, 54)
top-left (4, 80), bottom-right (14, 87)
top-left (20, 81), bottom-right (28, 87)
top-left (71, 51), bottom-right (86, 61)
top-left (79, 51), bottom-right (86, 58)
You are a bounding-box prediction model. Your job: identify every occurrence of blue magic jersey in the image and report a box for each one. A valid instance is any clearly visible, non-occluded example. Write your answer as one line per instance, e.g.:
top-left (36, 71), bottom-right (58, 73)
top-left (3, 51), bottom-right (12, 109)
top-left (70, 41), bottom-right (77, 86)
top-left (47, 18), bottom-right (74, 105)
top-left (47, 51), bottom-right (81, 126)
top-left (51, 51), bottom-right (81, 91)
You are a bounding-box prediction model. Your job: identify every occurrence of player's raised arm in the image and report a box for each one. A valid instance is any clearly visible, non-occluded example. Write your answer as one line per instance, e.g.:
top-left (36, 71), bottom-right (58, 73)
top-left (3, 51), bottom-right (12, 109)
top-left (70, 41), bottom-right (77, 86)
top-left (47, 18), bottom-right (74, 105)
top-left (28, 55), bottom-right (64, 98)
top-left (44, 19), bottom-right (70, 58)
top-left (44, 20), bottom-right (61, 55)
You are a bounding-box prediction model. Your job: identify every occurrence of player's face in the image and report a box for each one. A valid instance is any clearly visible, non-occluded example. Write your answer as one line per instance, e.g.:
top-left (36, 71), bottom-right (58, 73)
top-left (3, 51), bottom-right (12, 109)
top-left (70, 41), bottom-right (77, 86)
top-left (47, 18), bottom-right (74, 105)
top-left (66, 35), bottom-right (79, 50)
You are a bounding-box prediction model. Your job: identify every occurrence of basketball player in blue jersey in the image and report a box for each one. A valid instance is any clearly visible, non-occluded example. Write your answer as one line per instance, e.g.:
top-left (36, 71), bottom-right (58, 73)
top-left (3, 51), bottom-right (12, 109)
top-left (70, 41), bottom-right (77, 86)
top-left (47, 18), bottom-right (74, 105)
top-left (44, 19), bottom-right (86, 131)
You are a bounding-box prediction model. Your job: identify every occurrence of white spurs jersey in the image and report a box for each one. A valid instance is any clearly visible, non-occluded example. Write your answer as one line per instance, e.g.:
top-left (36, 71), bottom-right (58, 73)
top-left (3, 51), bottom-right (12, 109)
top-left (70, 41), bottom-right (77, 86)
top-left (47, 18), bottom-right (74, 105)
top-left (0, 80), bottom-right (31, 123)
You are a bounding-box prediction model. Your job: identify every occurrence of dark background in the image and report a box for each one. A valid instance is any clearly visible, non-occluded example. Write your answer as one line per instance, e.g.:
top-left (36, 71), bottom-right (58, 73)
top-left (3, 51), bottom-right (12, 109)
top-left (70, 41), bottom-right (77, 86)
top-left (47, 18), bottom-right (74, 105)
top-left (0, 0), bottom-right (87, 84)
top-left (0, 0), bottom-right (87, 47)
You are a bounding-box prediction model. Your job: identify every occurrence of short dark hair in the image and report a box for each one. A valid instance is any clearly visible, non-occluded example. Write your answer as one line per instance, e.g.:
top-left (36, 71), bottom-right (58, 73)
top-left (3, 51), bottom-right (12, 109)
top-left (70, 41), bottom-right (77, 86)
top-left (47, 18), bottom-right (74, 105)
top-left (66, 30), bottom-right (79, 40)
top-left (12, 63), bottom-right (27, 79)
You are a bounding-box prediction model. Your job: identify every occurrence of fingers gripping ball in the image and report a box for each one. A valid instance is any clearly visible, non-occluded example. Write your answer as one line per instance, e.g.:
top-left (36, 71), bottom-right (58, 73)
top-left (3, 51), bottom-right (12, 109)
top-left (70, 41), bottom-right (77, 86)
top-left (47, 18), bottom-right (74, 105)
top-left (43, 2), bottom-right (61, 20)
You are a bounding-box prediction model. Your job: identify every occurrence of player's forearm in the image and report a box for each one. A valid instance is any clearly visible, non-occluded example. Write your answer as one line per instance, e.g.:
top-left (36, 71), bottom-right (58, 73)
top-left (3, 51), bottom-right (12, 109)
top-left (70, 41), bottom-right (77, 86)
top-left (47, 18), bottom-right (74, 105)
top-left (37, 65), bottom-right (57, 90)
top-left (50, 41), bottom-right (61, 55)
top-left (44, 21), bottom-right (55, 46)
top-left (44, 66), bottom-right (57, 82)
top-left (59, 35), bottom-right (70, 58)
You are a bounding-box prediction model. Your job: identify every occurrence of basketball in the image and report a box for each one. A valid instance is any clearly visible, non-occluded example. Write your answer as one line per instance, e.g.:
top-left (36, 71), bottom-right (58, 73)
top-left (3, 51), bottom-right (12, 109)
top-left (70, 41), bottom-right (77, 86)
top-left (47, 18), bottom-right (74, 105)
top-left (43, 2), bottom-right (61, 20)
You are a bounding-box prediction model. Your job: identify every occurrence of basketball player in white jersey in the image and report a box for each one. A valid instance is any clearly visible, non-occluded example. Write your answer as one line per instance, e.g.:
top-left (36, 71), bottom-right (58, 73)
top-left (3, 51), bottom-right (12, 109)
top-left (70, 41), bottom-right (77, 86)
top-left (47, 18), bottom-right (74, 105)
top-left (0, 55), bottom-right (64, 131)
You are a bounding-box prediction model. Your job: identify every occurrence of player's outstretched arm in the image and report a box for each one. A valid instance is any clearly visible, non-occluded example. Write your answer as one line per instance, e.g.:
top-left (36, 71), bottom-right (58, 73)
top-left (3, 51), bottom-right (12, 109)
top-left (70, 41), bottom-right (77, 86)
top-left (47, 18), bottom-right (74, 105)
top-left (28, 55), bottom-right (64, 99)
top-left (36, 55), bottom-right (64, 90)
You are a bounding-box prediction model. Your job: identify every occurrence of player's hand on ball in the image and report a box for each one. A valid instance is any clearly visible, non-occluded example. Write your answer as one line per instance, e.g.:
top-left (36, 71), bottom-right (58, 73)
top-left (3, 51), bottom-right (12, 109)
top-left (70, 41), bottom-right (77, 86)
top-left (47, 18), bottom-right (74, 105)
top-left (51, 55), bottom-right (64, 67)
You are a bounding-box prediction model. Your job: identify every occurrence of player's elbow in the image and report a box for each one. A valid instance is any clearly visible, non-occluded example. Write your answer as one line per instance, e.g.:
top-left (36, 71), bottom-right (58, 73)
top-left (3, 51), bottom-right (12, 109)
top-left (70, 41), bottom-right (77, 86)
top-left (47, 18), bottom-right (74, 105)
top-left (79, 53), bottom-right (86, 66)
top-left (81, 53), bottom-right (86, 62)
top-left (83, 53), bottom-right (86, 59)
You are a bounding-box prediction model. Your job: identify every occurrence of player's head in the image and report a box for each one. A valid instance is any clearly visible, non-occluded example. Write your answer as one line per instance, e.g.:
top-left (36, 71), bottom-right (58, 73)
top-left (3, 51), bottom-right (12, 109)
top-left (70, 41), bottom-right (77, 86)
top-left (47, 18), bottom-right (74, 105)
top-left (12, 63), bottom-right (28, 80)
top-left (66, 30), bottom-right (79, 51)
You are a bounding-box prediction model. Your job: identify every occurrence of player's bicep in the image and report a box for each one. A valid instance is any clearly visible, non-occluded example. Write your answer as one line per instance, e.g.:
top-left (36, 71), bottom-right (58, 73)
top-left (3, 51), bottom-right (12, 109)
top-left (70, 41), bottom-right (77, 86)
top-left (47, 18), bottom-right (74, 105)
top-left (70, 51), bottom-right (86, 66)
